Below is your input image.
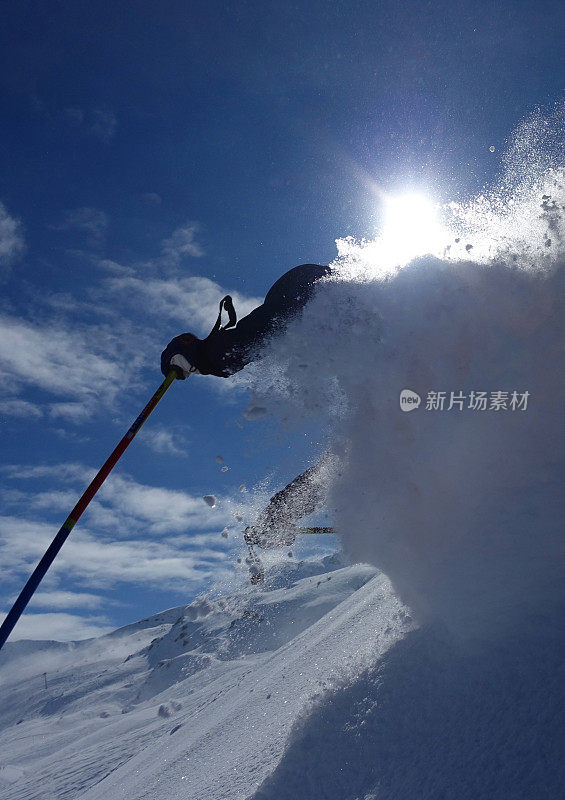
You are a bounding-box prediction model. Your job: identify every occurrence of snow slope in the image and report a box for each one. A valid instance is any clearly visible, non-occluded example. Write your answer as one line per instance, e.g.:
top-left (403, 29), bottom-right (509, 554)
top-left (1, 550), bottom-right (563, 800)
top-left (1, 555), bottom-right (416, 799)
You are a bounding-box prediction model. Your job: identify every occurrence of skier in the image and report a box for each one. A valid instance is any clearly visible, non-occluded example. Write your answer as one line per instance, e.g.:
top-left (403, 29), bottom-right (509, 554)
top-left (161, 263), bottom-right (333, 579)
top-left (161, 263), bottom-right (330, 380)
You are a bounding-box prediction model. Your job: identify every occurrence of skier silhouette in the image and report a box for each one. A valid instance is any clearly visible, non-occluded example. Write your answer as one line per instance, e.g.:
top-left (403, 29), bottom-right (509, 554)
top-left (161, 263), bottom-right (332, 563)
top-left (161, 264), bottom-right (330, 380)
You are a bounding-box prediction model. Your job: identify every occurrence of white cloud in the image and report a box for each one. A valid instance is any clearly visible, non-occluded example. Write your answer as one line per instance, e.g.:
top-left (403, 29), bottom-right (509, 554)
top-left (0, 314), bottom-right (140, 418)
top-left (106, 275), bottom-right (261, 336)
top-left (2, 476), bottom-right (230, 537)
top-left (0, 216), bottom-right (261, 426)
top-left (10, 489), bottom-right (79, 513)
top-left (96, 257), bottom-right (135, 277)
top-left (95, 472), bottom-right (231, 534)
top-left (1, 463), bottom-right (91, 482)
top-left (2, 612), bottom-right (113, 642)
top-left (0, 464), bottom-right (239, 590)
top-left (64, 106), bottom-right (117, 143)
top-left (0, 514), bottom-right (231, 594)
top-left (51, 207), bottom-right (108, 247)
top-left (0, 517), bottom-right (63, 567)
top-left (141, 192), bottom-right (162, 206)
top-left (0, 202), bottom-right (25, 267)
top-left (162, 222), bottom-right (204, 261)
top-left (0, 399), bottom-right (43, 419)
top-left (0, 463), bottom-right (246, 643)
top-left (49, 401), bottom-right (95, 422)
top-left (5, 462), bottom-right (234, 533)
top-left (64, 106), bottom-right (85, 125)
top-left (31, 590), bottom-right (105, 610)
top-left (89, 107), bottom-right (117, 142)
top-left (139, 425), bottom-right (188, 457)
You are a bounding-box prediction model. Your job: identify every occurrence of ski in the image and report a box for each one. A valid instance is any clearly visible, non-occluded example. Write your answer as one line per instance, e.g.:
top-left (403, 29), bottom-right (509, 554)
top-left (297, 526), bottom-right (334, 535)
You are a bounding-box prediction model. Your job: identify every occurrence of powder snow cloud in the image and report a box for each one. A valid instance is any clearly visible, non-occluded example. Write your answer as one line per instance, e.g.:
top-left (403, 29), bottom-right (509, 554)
top-left (245, 123), bottom-right (565, 641)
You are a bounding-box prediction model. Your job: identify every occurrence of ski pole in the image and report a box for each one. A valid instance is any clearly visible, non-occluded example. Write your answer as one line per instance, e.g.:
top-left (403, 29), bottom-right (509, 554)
top-left (0, 369), bottom-right (178, 653)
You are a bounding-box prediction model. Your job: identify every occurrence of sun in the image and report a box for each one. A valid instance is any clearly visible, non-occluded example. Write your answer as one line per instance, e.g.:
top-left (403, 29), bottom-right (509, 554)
top-left (377, 192), bottom-right (446, 269)
top-left (336, 190), bottom-right (449, 278)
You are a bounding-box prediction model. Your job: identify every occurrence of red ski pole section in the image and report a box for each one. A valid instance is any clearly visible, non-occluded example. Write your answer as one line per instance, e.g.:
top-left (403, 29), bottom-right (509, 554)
top-left (68, 370), bottom-right (176, 524)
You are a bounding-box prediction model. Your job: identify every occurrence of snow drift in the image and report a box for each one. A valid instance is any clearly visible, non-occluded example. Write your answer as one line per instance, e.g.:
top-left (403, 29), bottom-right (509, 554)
top-left (248, 106), bottom-right (565, 640)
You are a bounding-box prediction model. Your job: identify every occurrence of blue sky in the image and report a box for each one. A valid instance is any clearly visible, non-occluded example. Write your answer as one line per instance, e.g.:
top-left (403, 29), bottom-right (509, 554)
top-left (1, 0), bottom-right (563, 641)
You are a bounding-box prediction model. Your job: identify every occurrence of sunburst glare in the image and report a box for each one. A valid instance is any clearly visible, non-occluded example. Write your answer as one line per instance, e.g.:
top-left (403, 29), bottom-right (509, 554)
top-left (336, 191), bottom-right (449, 278)
top-left (379, 193), bottom-right (446, 267)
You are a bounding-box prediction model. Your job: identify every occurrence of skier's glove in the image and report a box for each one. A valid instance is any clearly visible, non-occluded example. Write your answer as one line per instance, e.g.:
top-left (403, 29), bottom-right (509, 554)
top-left (160, 333), bottom-right (201, 380)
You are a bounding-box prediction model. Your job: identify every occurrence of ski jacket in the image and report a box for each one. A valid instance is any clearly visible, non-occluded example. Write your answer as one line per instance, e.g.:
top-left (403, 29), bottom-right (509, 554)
top-left (164, 263), bottom-right (330, 378)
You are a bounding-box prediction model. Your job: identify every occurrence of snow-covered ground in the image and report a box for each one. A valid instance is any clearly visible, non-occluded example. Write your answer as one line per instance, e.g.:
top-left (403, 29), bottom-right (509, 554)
top-left (0, 555), bottom-right (411, 799)
top-left (1, 549), bottom-right (563, 799)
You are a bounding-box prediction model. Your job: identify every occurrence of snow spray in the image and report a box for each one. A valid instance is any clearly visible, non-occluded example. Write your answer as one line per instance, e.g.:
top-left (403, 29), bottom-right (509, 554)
top-left (244, 105), bottom-right (565, 640)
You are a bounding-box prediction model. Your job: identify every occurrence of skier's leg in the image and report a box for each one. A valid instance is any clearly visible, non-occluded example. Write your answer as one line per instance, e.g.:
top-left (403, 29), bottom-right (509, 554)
top-left (245, 453), bottom-right (333, 549)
